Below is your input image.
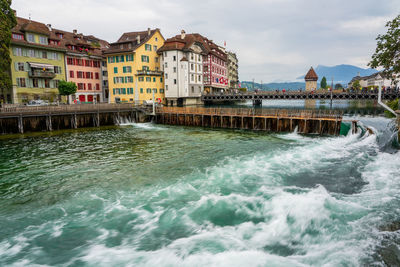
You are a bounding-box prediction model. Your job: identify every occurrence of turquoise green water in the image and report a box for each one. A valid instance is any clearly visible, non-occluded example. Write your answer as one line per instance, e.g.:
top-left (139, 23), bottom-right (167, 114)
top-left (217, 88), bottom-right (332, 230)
top-left (0, 119), bottom-right (399, 266)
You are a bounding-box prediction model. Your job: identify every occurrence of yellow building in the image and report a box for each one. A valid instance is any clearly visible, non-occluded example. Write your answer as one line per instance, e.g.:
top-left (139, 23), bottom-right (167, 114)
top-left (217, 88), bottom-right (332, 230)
top-left (9, 17), bottom-right (67, 104)
top-left (104, 28), bottom-right (165, 104)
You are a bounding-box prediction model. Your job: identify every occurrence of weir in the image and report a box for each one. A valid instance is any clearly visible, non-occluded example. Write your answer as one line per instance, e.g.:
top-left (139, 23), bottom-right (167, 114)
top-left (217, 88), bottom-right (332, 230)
top-left (155, 107), bottom-right (344, 135)
top-left (0, 104), bottom-right (151, 134)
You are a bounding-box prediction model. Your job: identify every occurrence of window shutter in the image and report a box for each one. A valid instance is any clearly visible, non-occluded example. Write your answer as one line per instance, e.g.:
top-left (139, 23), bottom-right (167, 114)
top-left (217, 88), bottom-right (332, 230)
top-left (25, 63), bottom-right (29, 71)
top-left (14, 62), bottom-right (18, 71)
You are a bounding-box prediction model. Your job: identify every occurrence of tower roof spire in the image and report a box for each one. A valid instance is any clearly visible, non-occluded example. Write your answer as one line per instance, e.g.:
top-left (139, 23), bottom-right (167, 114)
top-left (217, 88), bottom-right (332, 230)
top-left (305, 67), bottom-right (318, 81)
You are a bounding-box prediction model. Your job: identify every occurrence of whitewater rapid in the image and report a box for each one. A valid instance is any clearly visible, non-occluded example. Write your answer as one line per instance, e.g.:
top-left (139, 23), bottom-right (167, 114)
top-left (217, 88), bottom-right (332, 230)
top-left (0, 117), bottom-right (399, 266)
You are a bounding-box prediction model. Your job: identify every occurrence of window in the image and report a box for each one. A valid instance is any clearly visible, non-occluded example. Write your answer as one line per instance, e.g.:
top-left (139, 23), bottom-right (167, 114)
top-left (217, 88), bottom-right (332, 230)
top-left (77, 71), bottom-right (83, 78)
top-left (138, 77), bottom-right (144, 82)
top-left (192, 86), bottom-right (194, 93)
top-left (146, 77), bottom-right (151, 82)
top-left (53, 80), bottom-right (59, 88)
top-left (42, 51), bottom-right (47, 59)
top-left (17, 63), bottom-right (24, 71)
top-left (198, 75), bottom-right (201, 82)
top-left (12, 34), bottom-right (24, 40)
top-left (114, 67), bottom-right (118, 74)
top-left (27, 34), bottom-right (34, 43)
top-left (142, 66), bottom-right (149, 71)
top-left (153, 88), bottom-right (157, 93)
top-left (121, 88), bottom-right (126, 94)
top-left (86, 72), bottom-right (92, 79)
top-left (166, 85), bottom-right (168, 91)
top-left (126, 54), bottom-right (134, 62)
top-left (154, 45), bottom-right (157, 51)
top-left (160, 77), bottom-right (163, 82)
top-left (13, 47), bottom-right (22, 56)
top-left (191, 53), bottom-right (194, 60)
top-left (173, 56), bottom-right (176, 61)
top-left (88, 84), bottom-right (92, 90)
top-left (174, 79), bottom-right (177, 84)
top-left (160, 89), bottom-right (164, 93)
top-left (173, 67), bottom-right (176, 73)
top-left (67, 57), bottom-right (74, 65)
top-left (123, 66), bottom-right (132, 73)
top-left (44, 80), bottom-right (50, 88)
top-left (191, 64), bottom-right (194, 70)
top-left (155, 57), bottom-right (159, 63)
top-left (191, 74), bottom-right (194, 81)
top-left (155, 37), bottom-right (158, 42)
top-left (39, 36), bottom-right (47, 44)
top-left (96, 84), bottom-right (100, 90)
top-left (153, 77), bottom-right (156, 82)
top-left (33, 78), bottom-right (39, 88)
top-left (54, 66), bottom-right (62, 74)
top-left (16, 78), bottom-right (26, 87)
top-left (165, 62), bottom-right (168, 68)
top-left (95, 73), bottom-right (99, 79)
top-left (69, 71), bottom-right (74, 78)
top-left (140, 88), bottom-right (143, 93)
top-left (165, 73), bottom-right (168, 79)
top-left (126, 76), bottom-right (133, 83)
top-left (145, 44), bottom-right (152, 51)
top-left (146, 88), bottom-right (151, 93)
top-left (141, 55), bottom-right (149, 62)
top-left (164, 52), bottom-right (167, 57)
top-left (120, 55), bottom-right (124, 62)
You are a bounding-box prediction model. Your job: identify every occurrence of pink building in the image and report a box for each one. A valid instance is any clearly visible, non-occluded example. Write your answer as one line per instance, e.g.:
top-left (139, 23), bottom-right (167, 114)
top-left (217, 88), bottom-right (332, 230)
top-left (55, 29), bottom-right (108, 102)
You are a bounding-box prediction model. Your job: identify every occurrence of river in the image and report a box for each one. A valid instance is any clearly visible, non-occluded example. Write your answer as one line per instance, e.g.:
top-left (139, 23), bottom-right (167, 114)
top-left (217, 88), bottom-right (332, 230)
top-left (0, 103), bottom-right (399, 266)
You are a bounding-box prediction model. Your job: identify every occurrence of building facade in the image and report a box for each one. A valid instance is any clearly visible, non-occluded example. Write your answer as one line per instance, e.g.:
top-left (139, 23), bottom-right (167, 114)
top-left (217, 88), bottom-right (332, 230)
top-left (104, 28), bottom-right (165, 104)
top-left (56, 30), bottom-right (105, 103)
top-left (227, 51), bottom-right (239, 89)
top-left (158, 31), bottom-right (207, 106)
top-left (9, 17), bottom-right (66, 104)
top-left (203, 40), bottom-right (228, 94)
top-left (305, 67), bottom-right (318, 91)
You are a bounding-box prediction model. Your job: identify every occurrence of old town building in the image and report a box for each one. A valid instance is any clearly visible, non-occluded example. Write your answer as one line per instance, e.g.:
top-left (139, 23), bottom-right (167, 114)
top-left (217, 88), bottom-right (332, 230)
top-left (305, 67), bottom-right (318, 91)
top-left (227, 51), bottom-right (239, 89)
top-left (104, 28), bottom-right (165, 104)
top-left (158, 30), bottom-right (208, 106)
top-left (9, 16), bottom-right (66, 104)
top-left (202, 41), bottom-right (228, 94)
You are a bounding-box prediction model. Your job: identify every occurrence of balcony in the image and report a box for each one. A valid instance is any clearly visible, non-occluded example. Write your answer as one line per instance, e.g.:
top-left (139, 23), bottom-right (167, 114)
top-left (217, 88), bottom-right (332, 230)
top-left (136, 70), bottom-right (163, 76)
top-left (28, 70), bottom-right (56, 79)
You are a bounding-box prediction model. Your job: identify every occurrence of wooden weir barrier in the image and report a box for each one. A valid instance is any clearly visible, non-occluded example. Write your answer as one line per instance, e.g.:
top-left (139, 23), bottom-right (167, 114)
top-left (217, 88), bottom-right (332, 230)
top-left (155, 107), bottom-right (344, 135)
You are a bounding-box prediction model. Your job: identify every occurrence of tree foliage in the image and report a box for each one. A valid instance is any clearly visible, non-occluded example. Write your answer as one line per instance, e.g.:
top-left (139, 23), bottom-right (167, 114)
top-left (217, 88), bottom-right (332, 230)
top-left (320, 76), bottom-right (327, 89)
top-left (58, 81), bottom-right (77, 96)
top-left (369, 14), bottom-right (400, 84)
top-left (0, 0), bottom-right (16, 94)
top-left (353, 80), bottom-right (361, 90)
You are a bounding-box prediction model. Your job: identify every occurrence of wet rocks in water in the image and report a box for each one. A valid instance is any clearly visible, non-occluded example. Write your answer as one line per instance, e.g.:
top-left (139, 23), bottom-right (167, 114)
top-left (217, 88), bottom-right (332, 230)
top-left (379, 221), bottom-right (400, 232)
top-left (378, 244), bottom-right (400, 267)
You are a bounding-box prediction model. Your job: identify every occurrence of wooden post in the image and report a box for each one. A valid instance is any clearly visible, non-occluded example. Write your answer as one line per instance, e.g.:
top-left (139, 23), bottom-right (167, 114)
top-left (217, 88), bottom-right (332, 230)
top-left (264, 117), bottom-right (267, 131)
top-left (319, 119), bottom-right (322, 134)
top-left (290, 119), bottom-right (293, 132)
top-left (241, 116), bottom-right (244, 129)
top-left (276, 118), bottom-right (279, 132)
top-left (220, 116), bottom-right (223, 128)
top-left (18, 115), bottom-right (23, 134)
top-left (202, 115), bottom-right (204, 127)
top-left (230, 116), bottom-right (233, 128)
top-left (252, 117), bottom-right (255, 130)
top-left (304, 119), bottom-right (307, 134)
top-left (46, 115), bottom-right (52, 131)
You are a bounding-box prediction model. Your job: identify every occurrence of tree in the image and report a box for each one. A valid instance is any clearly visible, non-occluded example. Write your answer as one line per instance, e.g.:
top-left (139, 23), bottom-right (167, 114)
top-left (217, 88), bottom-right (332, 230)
top-left (353, 80), bottom-right (361, 90)
top-left (335, 83), bottom-right (343, 90)
top-left (0, 0), bottom-right (17, 103)
top-left (58, 81), bottom-right (77, 104)
top-left (369, 14), bottom-right (400, 85)
top-left (320, 76), bottom-right (327, 89)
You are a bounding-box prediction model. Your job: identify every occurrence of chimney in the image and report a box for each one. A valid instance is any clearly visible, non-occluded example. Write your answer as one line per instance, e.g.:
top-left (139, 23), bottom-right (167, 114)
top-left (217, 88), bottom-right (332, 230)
top-left (46, 24), bottom-right (52, 31)
top-left (148, 28), bottom-right (151, 36)
top-left (181, 30), bottom-right (186, 39)
top-left (136, 35), bottom-right (140, 44)
top-left (73, 29), bottom-right (77, 34)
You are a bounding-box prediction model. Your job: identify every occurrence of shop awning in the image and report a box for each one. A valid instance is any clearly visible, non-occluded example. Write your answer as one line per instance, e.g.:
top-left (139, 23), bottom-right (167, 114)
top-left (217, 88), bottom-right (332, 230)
top-left (28, 62), bottom-right (55, 70)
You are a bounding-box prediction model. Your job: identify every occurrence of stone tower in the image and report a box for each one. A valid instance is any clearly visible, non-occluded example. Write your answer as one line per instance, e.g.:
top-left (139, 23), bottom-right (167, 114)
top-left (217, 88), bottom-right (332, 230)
top-left (305, 67), bottom-right (318, 91)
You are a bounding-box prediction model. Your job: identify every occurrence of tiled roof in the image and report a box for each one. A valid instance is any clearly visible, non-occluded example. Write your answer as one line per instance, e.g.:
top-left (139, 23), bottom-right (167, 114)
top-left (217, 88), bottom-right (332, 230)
top-left (158, 32), bottom-right (227, 61)
top-left (305, 67), bottom-right (318, 81)
top-left (11, 17), bottom-right (109, 57)
top-left (103, 28), bottom-right (161, 55)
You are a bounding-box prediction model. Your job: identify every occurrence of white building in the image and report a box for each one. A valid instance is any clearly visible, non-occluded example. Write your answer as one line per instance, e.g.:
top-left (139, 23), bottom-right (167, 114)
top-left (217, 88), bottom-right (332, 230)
top-left (158, 31), bottom-right (208, 106)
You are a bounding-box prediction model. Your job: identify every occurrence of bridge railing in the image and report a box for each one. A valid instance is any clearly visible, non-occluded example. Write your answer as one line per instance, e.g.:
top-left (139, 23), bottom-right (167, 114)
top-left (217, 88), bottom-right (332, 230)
top-left (0, 103), bottom-right (143, 114)
top-left (157, 107), bottom-right (342, 119)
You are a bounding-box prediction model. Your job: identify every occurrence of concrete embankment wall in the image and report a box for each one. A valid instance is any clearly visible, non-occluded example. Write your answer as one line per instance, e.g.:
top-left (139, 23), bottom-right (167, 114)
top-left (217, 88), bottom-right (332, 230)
top-left (155, 113), bottom-right (342, 135)
top-left (0, 111), bottom-right (149, 134)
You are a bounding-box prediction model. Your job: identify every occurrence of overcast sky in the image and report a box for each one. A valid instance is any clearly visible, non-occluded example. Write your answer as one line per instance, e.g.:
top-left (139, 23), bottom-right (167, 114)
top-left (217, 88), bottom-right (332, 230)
top-left (12, 0), bottom-right (400, 82)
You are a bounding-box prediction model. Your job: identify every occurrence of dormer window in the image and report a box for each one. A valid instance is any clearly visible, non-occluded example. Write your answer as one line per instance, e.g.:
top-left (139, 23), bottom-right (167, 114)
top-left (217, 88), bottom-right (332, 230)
top-left (39, 36), bottom-right (48, 45)
top-left (12, 33), bottom-right (24, 40)
top-left (57, 33), bottom-right (64, 39)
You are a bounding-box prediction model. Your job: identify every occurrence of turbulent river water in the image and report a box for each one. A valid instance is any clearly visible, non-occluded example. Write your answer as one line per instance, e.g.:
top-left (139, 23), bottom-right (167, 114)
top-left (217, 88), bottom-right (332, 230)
top-left (0, 106), bottom-right (399, 266)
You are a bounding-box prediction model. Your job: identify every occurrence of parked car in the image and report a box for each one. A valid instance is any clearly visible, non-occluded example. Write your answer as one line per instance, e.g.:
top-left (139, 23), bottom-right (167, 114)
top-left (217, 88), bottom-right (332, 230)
top-left (26, 100), bottom-right (49, 106)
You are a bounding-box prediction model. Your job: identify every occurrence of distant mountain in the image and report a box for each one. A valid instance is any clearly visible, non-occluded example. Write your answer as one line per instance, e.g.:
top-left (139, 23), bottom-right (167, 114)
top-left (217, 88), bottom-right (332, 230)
top-left (297, 64), bottom-right (378, 84)
top-left (241, 81), bottom-right (307, 91)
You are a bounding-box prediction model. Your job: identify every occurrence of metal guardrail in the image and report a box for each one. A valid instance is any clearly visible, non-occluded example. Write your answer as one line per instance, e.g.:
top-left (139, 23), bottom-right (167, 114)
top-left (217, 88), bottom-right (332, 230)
top-left (157, 107), bottom-right (343, 119)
